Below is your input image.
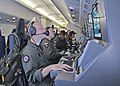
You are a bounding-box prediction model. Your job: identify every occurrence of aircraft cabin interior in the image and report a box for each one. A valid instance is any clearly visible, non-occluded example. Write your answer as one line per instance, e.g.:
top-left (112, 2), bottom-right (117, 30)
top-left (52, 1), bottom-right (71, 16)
top-left (0, 0), bottom-right (120, 86)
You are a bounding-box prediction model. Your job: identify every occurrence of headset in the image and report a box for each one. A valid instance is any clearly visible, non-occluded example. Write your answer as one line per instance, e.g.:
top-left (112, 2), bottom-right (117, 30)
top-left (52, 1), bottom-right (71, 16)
top-left (43, 26), bottom-right (50, 36)
top-left (28, 22), bottom-right (36, 36)
top-left (28, 22), bottom-right (49, 36)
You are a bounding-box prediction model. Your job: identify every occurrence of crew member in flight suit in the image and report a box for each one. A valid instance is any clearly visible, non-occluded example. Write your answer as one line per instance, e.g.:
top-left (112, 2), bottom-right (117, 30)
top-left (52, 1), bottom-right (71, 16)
top-left (21, 17), bottom-right (72, 86)
top-left (52, 30), bottom-right (68, 52)
top-left (40, 26), bottom-right (64, 64)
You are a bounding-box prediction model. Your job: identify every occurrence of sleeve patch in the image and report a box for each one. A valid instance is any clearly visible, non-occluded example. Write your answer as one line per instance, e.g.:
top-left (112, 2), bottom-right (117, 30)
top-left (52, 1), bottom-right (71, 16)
top-left (23, 56), bottom-right (30, 63)
top-left (44, 43), bottom-right (49, 48)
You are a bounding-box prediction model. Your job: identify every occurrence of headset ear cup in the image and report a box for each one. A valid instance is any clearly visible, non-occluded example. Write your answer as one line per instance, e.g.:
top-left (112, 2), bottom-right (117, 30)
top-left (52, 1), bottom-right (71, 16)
top-left (29, 26), bottom-right (36, 36)
top-left (44, 30), bottom-right (49, 36)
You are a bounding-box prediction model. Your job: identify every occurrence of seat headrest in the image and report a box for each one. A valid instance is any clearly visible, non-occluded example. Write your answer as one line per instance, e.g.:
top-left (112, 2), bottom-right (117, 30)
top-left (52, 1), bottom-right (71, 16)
top-left (0, 29), bottom-right (1, 36)
top-left (9, 34), bottom-right (20, 51)
top-left (16, 18), bottom-right (25, 36)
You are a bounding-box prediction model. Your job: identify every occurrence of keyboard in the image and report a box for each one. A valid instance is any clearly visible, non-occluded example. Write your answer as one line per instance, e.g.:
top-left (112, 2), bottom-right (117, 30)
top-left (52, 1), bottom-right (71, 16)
top-left (63, 60), bottom-right (73, 67)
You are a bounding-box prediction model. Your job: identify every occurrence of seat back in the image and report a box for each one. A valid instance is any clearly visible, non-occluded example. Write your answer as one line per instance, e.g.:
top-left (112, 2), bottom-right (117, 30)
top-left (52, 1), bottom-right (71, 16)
top-left (0, 30), bottom-right (5, 58)
top-left (16, 18), bottom-right (28, 50)
top-left (0, 33), bottom-right (27, 86)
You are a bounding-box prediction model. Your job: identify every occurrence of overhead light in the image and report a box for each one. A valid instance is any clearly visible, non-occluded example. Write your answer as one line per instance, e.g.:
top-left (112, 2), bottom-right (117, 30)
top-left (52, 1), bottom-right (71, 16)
top-left (0, 17), bottom-right (1, 20)
top-left (69, 7), bottom-right (75, 11)
top-left (72, 15), bottom-right (75, 18)
top-left (35, 8), bottom-right (63, 26)
top-left (6, 19), bottom-right (10, 22)
top-left (48, 16), bottom-right (56, 21)
top-left (18, 0), bottom-right (36, 8)
top-left (12, 17), bottom-right (16, 20)
top-left (35, 7), bottom-right (48, 16)
top-left (55, 20), bottom-right (63, 26)
top-left (35, 7), bottom-right (64, 26)
top-left (48, 16), bottom-right (63, 26)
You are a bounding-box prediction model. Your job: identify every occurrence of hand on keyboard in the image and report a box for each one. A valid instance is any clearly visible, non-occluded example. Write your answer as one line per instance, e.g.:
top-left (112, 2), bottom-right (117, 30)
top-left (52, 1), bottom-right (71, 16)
top-left (63, 67), bottom-right (73, 72)
top-left (49, 64), bottom-right (72, 72)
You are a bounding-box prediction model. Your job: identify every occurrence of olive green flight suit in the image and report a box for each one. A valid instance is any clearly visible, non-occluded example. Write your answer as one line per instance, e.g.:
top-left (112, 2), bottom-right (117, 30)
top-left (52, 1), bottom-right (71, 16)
top-left (21, 41), bottom-right (54, 86)
top-left (40, 38), bottom-right (62, 64)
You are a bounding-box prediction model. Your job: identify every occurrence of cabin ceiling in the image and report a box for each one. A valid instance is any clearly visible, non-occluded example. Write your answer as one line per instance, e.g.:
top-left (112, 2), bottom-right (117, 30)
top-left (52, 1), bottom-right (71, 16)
top-left (52, 0), bottom-right (80, 23)
top-left (15, 0), bottom-right (80, 27)
top-left (65, 0), bottom-right (80, 23)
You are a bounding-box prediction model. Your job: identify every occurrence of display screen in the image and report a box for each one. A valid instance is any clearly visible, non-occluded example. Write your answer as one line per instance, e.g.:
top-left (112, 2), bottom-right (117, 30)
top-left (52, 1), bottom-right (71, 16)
top-left (92, 4), bottom-right (102, 40)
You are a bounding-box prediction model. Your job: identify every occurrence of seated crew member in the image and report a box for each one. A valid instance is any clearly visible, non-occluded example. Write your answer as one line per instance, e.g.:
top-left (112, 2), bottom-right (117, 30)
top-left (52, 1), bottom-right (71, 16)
top-left (67, 31), bottom-right (77, 50)
top-left (40, 26), bottom-right (64, 64)
top-left (52, 30), bottom-right (68, 52)
top-left (21, 17), bottom-right (72, 86)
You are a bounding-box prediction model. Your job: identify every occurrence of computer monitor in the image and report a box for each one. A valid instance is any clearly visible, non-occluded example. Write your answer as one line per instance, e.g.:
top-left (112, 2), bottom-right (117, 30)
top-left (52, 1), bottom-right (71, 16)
top-left (92, 3), bottom-right (102, 40)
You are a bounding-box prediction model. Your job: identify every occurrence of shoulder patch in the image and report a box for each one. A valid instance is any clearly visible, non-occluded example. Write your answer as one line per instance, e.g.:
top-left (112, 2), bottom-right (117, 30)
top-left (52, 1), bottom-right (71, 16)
top-left (44, 43), bottom-right (49, 48)
top-left (23, 56), bottom-right (30, 63)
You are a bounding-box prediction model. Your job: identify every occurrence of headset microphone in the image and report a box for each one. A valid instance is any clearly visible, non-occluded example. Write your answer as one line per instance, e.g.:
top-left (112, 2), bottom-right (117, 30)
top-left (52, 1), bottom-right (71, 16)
top-left (43, 30), bottom-right (49, 36)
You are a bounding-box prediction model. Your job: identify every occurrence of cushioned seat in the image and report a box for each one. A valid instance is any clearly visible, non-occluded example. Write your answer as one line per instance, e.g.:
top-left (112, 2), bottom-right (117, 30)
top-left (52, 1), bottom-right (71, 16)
top-left (0, 30), bottom-right (5, 58)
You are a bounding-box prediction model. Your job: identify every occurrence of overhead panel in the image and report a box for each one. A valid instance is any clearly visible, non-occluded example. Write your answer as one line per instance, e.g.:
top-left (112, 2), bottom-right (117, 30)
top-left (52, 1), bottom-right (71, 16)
top-left (62, 0), bottom-right (80, 28)
top-left (15, 0), bottom-right (68, 27)
top-left (51, 0), bottom-right (72, 23)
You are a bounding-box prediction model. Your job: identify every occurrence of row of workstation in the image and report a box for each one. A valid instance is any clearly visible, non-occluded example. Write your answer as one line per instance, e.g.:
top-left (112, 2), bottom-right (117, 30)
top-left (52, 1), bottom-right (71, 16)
top-left (50, 39), bottom-right (105, 86)
top-left (52, 0), bottom-right (120, 85)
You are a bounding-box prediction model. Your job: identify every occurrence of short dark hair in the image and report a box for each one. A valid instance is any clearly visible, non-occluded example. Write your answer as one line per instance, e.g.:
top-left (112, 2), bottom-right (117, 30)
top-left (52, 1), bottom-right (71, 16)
top-left (60, 30), bottom-right (66, 36)
top-left (69, 31), bottom-right (76, 36)
top-left (51, 25), bottom-right (54, 28)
